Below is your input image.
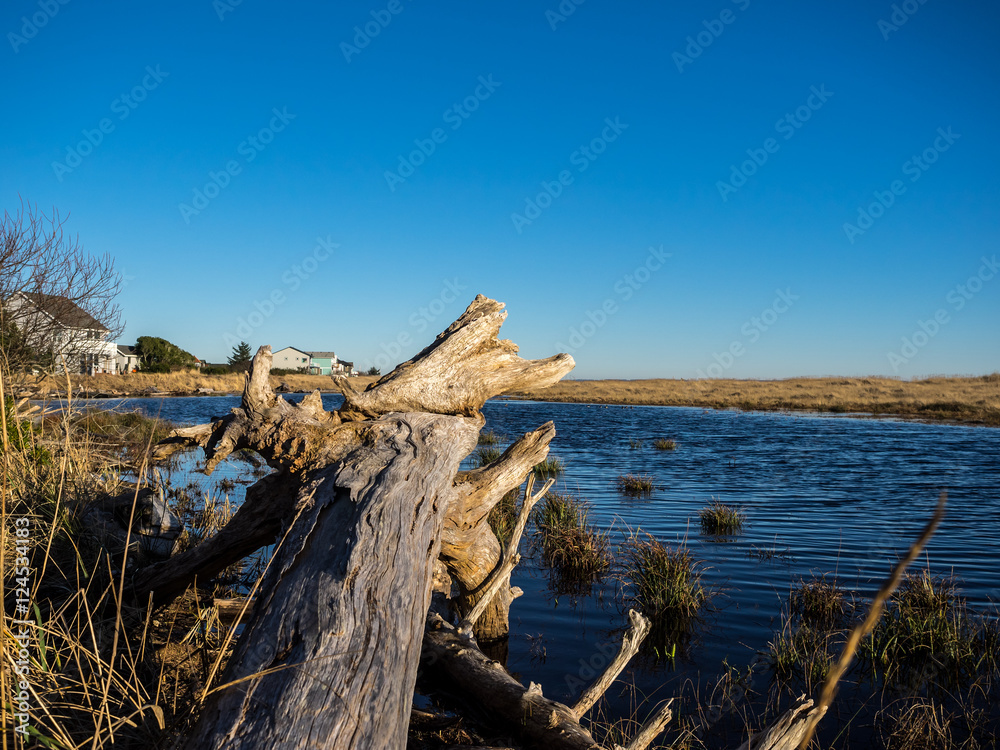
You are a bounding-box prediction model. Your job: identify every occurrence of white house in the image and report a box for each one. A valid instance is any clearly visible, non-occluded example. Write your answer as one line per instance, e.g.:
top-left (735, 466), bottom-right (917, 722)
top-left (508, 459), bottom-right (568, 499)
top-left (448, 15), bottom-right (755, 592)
top-left (272, 346), bottom-right (311, 372)
top-left (271, 347), bottom-right (355, 376)
top-left (116, 344), bottom-right (141, 374)
top-left (7, 292), bottom-right (117, 374)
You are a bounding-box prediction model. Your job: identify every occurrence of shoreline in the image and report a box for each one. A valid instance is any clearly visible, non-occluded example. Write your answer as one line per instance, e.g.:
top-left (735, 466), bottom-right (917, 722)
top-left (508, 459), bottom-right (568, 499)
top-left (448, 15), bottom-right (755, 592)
top-left (20, 372), bottom-right (999, 427)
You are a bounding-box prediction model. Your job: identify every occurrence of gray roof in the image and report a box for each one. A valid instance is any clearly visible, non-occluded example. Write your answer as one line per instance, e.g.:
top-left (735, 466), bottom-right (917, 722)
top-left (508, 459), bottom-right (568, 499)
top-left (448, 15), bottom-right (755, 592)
top-left (117, 344), bottom-right (137, 356)
top-left (21, 292), bottom-right (108, 331)
top-left (307, 351), bottom-right (337, 359)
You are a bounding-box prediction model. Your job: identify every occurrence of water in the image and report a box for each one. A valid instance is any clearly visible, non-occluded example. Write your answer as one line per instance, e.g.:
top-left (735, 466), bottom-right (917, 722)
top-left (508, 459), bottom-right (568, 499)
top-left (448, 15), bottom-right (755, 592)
top-left (82, 394), bottom-right (1000, 745)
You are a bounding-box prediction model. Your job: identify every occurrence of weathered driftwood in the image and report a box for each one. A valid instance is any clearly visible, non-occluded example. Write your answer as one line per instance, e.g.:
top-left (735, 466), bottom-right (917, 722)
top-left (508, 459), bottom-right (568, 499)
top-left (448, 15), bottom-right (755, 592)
top-left (573, 610), bottom-right (651, 720)
top-left (441, 422), bottom-right (557, 642)
top-left (458, 474), bottom-right (552, 634)
top-left (186, 411), bottom-right (479, 749)
top-left (422, 612), bottom-right (604, 750)
top-left (421, 609), bottom-right (674, 750)
top-left (735, 696), bottom-right (819, 750)
top-left (130, 471), bottom-right (300, 606)
top-left (336, 294), bottom-right (573, 420)
top-left (147, 297), bottom-right (578, 749)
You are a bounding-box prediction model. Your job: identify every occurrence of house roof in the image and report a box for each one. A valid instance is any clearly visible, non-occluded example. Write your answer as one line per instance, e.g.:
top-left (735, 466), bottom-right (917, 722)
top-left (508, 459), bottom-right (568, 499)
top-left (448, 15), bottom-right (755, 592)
top-left (307, 351), bottom-right (337, 359)
top-left (339, 361), bottom-right (353, 367)
top-left (21, 292), bottom-right (108, 331)
top-left (117, 344), bottom-right (137, 356)
top-left (274, 346), bottom-right (311, 356)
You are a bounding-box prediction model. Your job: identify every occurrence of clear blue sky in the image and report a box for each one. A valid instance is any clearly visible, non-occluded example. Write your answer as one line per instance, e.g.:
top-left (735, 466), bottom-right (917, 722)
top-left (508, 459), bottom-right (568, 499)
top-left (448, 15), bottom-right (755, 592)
top-left (2, 0), bottom-right (998, 379)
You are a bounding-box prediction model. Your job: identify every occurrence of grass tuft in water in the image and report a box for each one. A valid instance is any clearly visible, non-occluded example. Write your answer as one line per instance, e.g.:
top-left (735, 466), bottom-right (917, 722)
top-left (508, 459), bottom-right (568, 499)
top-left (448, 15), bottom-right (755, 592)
top-left (477, 429), bottom-right (503, 446)
top-left (487, 486), bottom-right (520, 545)
top-left (698, 500), bottom-right (746, 535)
top-left (653, 438), bottom-right (678, 450)
top-left (617, 474), bottom-right (654, 496)
top-left (768, 618), bottom-right (838, 687)
top-left (628, 438), bottom-right (643, 450)
top-left (623, 534), bottom-right (708, 628)
top-left (790, 575), bottom-right (848, 629)
top-left (863, 567), bottom-right (1000, 685)
top-left (533, 456), bottom-right (564, 477)
top-left (533, 493), bottom-right (610, 579)
top-left (473, 446), bottom-right (503, 468)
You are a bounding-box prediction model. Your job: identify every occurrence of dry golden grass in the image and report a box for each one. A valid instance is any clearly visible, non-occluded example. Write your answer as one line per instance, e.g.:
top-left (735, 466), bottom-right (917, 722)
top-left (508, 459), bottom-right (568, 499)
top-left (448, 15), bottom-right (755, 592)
top-left (17, 371), bottom-right (1000, 426)
top-left (22, 371), bottom-right (379, 397)
top-left (511, 374), bottom-right (1000, 426)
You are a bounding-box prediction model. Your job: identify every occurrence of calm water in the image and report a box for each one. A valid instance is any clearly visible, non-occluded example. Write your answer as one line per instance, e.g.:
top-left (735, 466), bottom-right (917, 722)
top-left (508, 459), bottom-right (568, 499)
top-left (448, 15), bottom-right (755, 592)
top-left (83, 394), bottom-right (1000, 745)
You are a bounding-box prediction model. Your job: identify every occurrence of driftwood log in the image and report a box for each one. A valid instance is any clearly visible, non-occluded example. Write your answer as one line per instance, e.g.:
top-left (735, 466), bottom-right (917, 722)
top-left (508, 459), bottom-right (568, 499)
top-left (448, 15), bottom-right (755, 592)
top-left (135, 295), bottom-right (846, 750)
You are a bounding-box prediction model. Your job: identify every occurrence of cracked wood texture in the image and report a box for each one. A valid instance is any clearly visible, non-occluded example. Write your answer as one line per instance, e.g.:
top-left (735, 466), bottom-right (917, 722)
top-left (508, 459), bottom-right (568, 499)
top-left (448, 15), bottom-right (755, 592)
top-left (337, 294), bottom-right (574, 419)
top-left (185, 413), bottom-right (478, 750)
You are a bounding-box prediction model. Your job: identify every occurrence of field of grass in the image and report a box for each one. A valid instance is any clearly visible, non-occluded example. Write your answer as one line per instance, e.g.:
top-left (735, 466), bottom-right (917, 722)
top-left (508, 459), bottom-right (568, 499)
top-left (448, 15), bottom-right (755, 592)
top-left (509, 374), bottom-right (1000, 426)
top-left (16, 372), bottom-right (999, 426)
top-left (18, 370), bottom-right (379, 397)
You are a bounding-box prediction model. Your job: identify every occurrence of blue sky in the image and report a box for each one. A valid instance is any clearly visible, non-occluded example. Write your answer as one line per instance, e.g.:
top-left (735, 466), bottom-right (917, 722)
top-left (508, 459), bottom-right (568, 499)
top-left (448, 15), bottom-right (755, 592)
top-left (2, 0), bottom-right (997, 379)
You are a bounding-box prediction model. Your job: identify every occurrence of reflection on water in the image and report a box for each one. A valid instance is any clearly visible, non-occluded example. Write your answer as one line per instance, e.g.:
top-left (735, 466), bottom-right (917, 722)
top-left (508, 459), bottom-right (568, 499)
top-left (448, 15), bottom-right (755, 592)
top-left (80, 394), bottom-right (1000, 742)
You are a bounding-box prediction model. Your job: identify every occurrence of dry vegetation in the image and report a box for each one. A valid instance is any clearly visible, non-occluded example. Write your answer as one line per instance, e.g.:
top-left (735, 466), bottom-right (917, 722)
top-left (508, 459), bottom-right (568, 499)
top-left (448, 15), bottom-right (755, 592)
top-left (23, 371), bottom-right (379, 397)
top-left (510, 374), bottom-right (1000, 426)
top-left (16, 372), bottom-right (1000, 427)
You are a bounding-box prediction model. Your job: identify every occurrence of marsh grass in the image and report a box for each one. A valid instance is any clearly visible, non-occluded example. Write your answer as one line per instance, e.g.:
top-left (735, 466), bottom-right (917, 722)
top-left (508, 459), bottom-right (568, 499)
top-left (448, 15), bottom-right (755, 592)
top-left (698, 500), bottom-right (746, 535)
top-left (863, 567), bottom-right (1000, 685)
top-left (617, 474), bottom-right (654, 496)
top-left (790, 575), bottom-right (848, 629)
top-left (748, 543), bottom-right (793, 562)
top-left (622, 533), bottom-right (708, 630)
top-left (533, 456), bottom-right (564, 478)
top-left (879, 699), bottom-right (958, 750)
top-left (628, 438), bottom-right (643, 450)
top-left (506, 375), bottom-right (1000, 426)
top-left (477, 429), bottom-right (503, 446)
top-left (472, 445), bottom-right (503, 468)
top-left (532, 493), bottom-right (610, 579)
top-left (0, 381), bottom-right (262, 748)
top-left (487, 486), bottom-right (519, 545)
top-left (653, 438), bottom-right (678, 450)
top-left (767, 575), bottom-right (851, 689)
top-left (768, 619), bottom-right (839, 687)
top-left (72, 407), bottom-right (172, 466)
